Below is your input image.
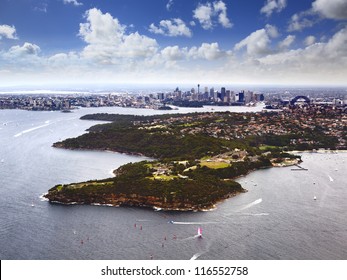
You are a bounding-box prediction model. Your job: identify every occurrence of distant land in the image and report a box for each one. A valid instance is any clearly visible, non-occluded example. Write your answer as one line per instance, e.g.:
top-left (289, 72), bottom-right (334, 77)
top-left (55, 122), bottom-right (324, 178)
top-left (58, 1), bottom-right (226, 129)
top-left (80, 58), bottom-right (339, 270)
top-left (1, 85), bottom-right (346, 112)
top-left (45, 103), bottom-right (346, 211)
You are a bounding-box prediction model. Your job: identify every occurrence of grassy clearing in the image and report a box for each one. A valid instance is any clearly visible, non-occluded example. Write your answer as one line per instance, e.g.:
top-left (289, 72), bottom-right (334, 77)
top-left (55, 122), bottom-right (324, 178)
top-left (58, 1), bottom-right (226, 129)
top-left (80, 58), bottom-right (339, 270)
top-left (200, 156), bottom-right (212, 161)
top-left (67, 181), bottom-right (113, 190)
top-left (148, 174), bottom-right (178, 181)
top-left (183, 166), bottom-right (197, 172)
top-left (259, 145), bottom-right (279, 151)
top-left (200, 161), bottom-right (230, 169)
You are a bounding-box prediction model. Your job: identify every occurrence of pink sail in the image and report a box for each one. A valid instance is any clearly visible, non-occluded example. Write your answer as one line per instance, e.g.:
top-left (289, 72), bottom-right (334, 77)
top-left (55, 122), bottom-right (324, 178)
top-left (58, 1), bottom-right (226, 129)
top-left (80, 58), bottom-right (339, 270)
top-left (197, 227), bottom-right (202, 237)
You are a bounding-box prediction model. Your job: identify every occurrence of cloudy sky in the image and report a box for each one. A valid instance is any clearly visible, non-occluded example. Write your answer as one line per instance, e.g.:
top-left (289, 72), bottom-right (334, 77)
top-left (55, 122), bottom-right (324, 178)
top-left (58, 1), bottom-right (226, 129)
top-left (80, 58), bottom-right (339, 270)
top-left (0, 0), bottom-right (347, 88)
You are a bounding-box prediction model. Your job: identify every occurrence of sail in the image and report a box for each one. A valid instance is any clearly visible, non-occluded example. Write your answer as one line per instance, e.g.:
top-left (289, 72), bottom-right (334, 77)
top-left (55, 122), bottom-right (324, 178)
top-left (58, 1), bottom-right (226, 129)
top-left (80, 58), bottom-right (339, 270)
top-left (198, 227), bottom-right (202, 236)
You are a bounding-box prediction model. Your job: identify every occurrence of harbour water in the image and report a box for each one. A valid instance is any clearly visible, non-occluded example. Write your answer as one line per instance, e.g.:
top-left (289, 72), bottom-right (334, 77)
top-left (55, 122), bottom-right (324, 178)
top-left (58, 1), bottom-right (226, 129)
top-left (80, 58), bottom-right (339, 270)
top-left (0, 106), bottom-right (346, 260)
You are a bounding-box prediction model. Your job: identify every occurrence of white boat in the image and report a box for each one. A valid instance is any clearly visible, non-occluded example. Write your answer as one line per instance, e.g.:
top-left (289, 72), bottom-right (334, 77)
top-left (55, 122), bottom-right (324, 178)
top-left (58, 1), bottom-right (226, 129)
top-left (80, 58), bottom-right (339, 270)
top-left (197, 227), bottom-right (202, 238)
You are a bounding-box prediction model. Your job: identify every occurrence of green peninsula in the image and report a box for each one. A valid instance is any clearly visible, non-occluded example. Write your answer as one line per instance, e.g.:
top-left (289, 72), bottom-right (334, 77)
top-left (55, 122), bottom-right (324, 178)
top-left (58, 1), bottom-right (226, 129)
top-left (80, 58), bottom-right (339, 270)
top-left (46, 107), bottom-right (346, 210)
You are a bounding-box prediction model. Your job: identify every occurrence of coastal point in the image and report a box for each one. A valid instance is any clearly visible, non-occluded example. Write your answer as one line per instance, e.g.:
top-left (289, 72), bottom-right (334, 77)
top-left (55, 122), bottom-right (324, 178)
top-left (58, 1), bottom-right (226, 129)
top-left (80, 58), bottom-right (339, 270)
top-left (45, 104), bottom-right (346, 210)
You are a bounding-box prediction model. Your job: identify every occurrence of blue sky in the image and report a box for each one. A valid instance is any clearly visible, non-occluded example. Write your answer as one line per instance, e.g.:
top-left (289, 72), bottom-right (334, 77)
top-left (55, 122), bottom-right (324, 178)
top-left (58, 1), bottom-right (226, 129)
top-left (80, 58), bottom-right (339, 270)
top-left (0, 0), bottom-right (347, 87)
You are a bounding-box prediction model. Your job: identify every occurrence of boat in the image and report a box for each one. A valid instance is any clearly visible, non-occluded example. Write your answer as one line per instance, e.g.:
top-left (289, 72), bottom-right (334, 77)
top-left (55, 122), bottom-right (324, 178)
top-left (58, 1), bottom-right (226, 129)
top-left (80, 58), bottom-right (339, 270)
top-left (61, 109), bottom-right (72, 113)
top-left (197, 227), bottom-right (202, 238)
top-left (313, 196), bottom-right (317, 200)
top-left (291, 164), bottom-right (308, 171)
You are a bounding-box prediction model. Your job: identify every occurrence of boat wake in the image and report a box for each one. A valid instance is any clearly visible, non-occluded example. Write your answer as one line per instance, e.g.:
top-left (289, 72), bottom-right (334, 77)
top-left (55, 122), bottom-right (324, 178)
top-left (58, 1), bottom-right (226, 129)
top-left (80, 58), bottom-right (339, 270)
top-left (240, 213), bottom-right (269, 216)
top-left (181, 232), bottom-right (205, 242)
top-left (190, 252), bottom-right (204, 260)
top-left (238, 198), bottom-right (262, 211)
top-left (328, 175), bottom-right (334, 182)
top-left (14, 122), bottom-right (52, 137)
top-left (169, 221), bottom-right (218, 225)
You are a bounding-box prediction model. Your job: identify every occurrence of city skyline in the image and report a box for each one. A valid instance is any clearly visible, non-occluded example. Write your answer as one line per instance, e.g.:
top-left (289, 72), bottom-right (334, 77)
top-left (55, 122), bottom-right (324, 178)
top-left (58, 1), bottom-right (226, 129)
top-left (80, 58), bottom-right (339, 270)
top-left (1, 0), bottom-right (347, 87)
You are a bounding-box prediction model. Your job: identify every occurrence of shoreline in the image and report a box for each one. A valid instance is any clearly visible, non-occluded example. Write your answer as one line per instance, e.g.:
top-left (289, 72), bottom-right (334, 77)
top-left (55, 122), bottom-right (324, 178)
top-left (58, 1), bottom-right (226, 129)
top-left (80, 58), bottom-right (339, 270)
top-left (288, 149), bottom-right (347, 154)
top-left (53, 143), bottom-right (148, 158)
top-left (45, 149), bottom-right (344, 211)
top-left (46, 190), bottom-right (245, 212)
top-left (47, 105), bottom-right (346, 212)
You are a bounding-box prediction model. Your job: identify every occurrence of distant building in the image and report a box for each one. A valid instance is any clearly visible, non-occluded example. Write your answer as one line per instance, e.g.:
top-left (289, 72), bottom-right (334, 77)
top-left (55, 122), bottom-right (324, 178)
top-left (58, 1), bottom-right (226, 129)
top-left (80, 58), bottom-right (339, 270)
top-left (209, 87), bottom-right (215, 99)
top-left (238, 91), bottom-right (245, 103)
top-left (225, 90), bottom-right (231, 103)
top-left (230, 91), bottom-right (236, 102)
top-left (157, 93), bottom-right (165, 100)
top-left (245, 91), bottom-right (253, 103)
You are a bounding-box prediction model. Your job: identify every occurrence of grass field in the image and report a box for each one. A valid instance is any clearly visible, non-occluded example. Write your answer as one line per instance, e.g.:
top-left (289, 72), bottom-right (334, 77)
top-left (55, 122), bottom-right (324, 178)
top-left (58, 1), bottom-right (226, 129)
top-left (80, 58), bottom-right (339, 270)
top-left (200, 161), bottom-right (230, 169)
top-left (259, 145), bottom-right (279, 151)
top-left (149, 174), bottom-right (178, 181)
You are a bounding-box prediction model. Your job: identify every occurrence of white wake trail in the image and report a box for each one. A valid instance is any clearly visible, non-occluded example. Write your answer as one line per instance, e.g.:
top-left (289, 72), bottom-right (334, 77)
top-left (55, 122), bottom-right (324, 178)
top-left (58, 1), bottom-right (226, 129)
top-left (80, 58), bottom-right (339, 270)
top-left (238, 198), bottom-right (262, 211)
top-left (14, 123), bottom-right (51, 137)
top-left (190, 252), bottom-right (203, 260)
top-left (170, 221), bottom-right (218, 225)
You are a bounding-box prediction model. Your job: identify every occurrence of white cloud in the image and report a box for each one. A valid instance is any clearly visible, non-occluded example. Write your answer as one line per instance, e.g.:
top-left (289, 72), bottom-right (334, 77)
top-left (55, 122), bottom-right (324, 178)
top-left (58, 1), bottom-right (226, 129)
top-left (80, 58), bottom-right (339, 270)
top-left (188, 42), bottom-right (227, 60)
top-left (63, 0), bottom-right (83, 6)
top-left (288, 0), bottom-right (347, 32)
top-left (312, 0), bottom-right (347, 20)
top-left (153, 42), bottom-right (229, 65)
top-left (193, 2), bottom-right (214, 30)
top-left (79, 8), bottom-right (125, 45)
top-left (34, 3), bottom-right (48, 13)
top-left (213, 1), bottom-right (233, 28)
top-left (120, 32), bottom-right (158, 58)
top-left (161, 46), bottom-right (185, 61)
top-left (287, 11), bottom-right (316, 32)
top-left (0, 42), bottom-right (43, 72)
top-left (234, 25), bottom-right (279, 57)
top-left (0, 25), bottom-right (18, 40)
top-left (149, 18), bottom-right (192, 37)
top-left (266, 24), bottom-right (280, 38)
top-left (193, 1), bottom-right (232, 30)
top-left (48, 52), bottom-right (78, 64)
top-left (278, 35), bottom-right (295, 49)
top-left (7, 42), bottom-right (40, 57)
top-left (166, 0), bottom-right (174, 11)
top-left (304, 35), bottom-right (316, 46)
top-left (260, 0), bottom-right (287, 17)
top-left (250, 27), bottom-right (347, 84)
top-left (324, 26), bottom-right (347, 57)
top-left (79, 8), bottom-right (158, 63)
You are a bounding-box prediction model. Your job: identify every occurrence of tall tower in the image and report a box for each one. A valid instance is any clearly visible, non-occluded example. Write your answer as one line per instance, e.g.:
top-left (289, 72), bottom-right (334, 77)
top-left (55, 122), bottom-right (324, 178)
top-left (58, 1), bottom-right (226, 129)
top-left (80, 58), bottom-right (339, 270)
top-left (197, 84), bottom-right (200, 95)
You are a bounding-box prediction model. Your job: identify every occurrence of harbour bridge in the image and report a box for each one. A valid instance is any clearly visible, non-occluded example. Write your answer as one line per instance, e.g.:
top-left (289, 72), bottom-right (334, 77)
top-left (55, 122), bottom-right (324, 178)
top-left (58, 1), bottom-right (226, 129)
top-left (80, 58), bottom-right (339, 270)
top-left (290, 95), bottom-right (311, 105)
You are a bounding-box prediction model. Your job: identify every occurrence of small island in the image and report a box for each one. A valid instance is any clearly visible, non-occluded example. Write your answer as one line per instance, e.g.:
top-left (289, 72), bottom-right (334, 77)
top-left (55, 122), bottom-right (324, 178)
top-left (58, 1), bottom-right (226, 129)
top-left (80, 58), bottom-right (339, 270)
top-left (45, 106), bottom-right (346, 211)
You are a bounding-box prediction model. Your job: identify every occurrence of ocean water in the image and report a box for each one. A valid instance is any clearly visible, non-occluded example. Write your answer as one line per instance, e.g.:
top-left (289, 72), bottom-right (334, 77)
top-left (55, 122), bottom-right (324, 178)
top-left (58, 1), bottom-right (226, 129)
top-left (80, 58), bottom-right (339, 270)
top-left (0, 106), bottom-right (346, 260)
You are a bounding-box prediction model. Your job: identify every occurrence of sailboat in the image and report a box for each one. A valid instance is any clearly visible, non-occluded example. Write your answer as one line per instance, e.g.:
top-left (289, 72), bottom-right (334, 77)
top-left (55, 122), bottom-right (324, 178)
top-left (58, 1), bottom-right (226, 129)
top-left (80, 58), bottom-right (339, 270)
top-left (197, 227), bottom-right (202, 238)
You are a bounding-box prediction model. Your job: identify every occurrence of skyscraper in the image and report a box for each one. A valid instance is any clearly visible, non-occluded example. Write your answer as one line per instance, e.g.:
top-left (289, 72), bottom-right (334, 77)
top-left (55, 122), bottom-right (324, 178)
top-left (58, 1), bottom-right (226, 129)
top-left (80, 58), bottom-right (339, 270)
top-left (221, 87), bottom-right (226, 101)
top-left (238, 91), bottom-right (245, 103)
